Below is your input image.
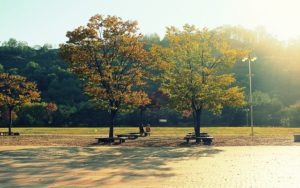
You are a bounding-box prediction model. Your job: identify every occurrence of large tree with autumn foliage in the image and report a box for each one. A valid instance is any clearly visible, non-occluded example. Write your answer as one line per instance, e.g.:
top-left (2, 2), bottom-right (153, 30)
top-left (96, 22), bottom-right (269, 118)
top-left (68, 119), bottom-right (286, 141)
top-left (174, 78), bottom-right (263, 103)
top-left (151, 25), bottom-right (245, 142)
top-left (60, 14), bottom-right (150, 138)
top-left (0, 73), bottom-right (40, 135)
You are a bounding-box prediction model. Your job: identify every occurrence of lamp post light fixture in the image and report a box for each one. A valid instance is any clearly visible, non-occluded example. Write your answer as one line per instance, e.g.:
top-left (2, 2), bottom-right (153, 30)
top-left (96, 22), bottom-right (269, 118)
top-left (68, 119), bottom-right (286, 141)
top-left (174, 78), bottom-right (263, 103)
top-left (242, 55), bottom-right (257, 136)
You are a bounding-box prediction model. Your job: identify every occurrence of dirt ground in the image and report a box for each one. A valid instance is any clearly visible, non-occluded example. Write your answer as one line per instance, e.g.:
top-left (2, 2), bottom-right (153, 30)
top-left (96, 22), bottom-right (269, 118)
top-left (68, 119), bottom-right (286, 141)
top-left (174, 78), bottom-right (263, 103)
top-left (1, 146), bottom-right (300, 187)
top-left (0, 134), bottom-right (295, 147)
top-left (1, 134), bottom-right (300, 187)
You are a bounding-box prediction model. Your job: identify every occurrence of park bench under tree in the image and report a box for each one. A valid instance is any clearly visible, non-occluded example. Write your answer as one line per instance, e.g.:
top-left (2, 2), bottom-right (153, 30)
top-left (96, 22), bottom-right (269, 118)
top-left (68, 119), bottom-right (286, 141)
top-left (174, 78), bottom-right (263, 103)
top-left (0, 132), bottom-right (20, 136)
top-left (184, 132), bottom-right (214, 145)
top-left (95, 130), bottom-right (151, 144)
top-left (95, 137), bottom-right (127, 144)
top-left (116, 134), bottom-right (139, 140)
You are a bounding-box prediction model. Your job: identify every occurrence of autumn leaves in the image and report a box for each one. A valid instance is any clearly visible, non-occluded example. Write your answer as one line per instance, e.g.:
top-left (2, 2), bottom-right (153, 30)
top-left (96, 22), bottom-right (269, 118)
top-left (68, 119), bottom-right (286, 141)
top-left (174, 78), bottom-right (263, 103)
top-left (0, 73), bottom-right (40, 135)
top-left (60, 14), bottom-right (245, 138)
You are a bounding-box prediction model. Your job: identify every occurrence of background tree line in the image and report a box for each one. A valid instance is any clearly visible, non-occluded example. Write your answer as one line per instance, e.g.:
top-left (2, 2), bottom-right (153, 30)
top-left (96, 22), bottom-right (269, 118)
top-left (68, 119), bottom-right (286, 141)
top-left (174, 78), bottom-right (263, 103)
top-left (1, 25), bottom-right (300, 127)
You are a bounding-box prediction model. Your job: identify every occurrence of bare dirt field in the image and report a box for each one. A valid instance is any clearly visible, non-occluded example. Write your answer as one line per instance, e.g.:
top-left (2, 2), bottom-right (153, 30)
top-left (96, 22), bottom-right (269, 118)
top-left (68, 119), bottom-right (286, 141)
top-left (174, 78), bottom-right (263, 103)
top-left (0, 134), bottom-right (295, 147)
top-left (1, 145), bottom-right (300, 187)
top-left (1, 134), bottom-right (300, 187)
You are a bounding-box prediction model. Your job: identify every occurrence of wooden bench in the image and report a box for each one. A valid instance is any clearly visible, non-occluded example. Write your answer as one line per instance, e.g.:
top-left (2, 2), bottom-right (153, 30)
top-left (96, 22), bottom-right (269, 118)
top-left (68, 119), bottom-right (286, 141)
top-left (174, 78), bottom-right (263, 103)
top-left (0, 132), bottom-right (20, 136)
top-left (294, 135), bottom-right (300, 142)
top-left (128, 132), bottom-right (148, 137)
top-left (201, 136), bottom-right (214, 145)
top-left (187, 132), bottom-right (208, 136)
top-left (116, 134), bottom-right (138, 140)
top-left (95, 137), bottom-right (127, 144)
top-left (184, 135), bottom-right (214, 145)
top-left (0, 132), bottom-right (8, 136)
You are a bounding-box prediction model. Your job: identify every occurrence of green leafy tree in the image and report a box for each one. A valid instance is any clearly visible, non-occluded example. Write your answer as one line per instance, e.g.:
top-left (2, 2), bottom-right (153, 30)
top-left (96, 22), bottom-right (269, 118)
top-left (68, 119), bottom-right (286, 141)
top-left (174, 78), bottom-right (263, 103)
top-left (152, 25), bottom-right (245, 142)
top-left (0, 73), bottom-right (40, 135)
top-left (281, 101), bottom-right (300, 127)
top-left (3, 38), bottom-right (18, 48)
top-left (46, 102), bottom-right (58, 125)
top-left (18, 102), bottom-right (48, 125)
top-left (142, 33), bottom-right (161, 51)
top-left (60, 14), bottom-right (151, 138)
top-left (0, 64), bottom-right (4, 72)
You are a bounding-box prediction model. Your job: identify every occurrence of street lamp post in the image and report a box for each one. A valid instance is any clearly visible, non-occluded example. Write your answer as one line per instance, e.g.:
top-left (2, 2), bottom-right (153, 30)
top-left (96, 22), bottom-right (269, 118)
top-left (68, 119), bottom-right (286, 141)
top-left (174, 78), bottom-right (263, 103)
top-left (242, 55), bottom-right (257, 136)
top-left (243, 108), bottom-right (249, 126)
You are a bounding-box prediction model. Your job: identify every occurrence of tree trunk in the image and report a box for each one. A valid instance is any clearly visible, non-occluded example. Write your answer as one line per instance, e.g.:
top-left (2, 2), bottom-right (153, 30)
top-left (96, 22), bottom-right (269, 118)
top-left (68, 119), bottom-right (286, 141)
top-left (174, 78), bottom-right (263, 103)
top-left (139, 108), bottom-right (145, 134)
top-left (8, 108), bottom-right (13, 136)
top-left (192, 111), bottom-right (196, 132)
top-left (194, 108), bottom-right (202, 144)
top-left (109, 110), bottom-right (117, 138)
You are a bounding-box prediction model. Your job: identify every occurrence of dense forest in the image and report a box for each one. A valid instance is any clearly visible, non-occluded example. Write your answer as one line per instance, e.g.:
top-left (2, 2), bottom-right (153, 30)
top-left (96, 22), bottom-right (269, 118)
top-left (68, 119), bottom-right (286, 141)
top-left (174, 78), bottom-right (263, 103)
top-left (1, 25), bottom-right (300, 127)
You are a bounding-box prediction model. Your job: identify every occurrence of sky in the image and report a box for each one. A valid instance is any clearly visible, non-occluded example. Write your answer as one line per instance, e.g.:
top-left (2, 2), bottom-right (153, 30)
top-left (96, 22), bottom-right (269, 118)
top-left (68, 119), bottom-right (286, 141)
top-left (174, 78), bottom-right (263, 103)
top-left (1, 0), bottom-right (300, 47)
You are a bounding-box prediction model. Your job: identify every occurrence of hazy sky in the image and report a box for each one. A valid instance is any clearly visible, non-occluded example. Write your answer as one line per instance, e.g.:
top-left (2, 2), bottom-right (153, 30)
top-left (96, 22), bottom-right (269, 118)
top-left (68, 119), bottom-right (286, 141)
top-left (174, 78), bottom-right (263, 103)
top-left (1, 0), bottom-right (300, 46)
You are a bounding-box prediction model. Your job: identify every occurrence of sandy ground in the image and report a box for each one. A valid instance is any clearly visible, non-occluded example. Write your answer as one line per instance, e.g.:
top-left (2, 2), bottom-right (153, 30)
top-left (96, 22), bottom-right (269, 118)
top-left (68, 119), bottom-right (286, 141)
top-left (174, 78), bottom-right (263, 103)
top-left (0, 134), bottom-right (294, 147)
top-left (1, 146), bottom-right (300, 187)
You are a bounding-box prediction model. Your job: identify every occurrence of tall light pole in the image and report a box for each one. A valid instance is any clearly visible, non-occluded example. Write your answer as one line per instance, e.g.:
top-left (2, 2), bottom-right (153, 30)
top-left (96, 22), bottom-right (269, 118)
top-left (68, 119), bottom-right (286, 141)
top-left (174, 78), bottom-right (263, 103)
top-left (243, 108), bottom-right (249, 126)
top-left (242, 55), bottom-right (257, 136)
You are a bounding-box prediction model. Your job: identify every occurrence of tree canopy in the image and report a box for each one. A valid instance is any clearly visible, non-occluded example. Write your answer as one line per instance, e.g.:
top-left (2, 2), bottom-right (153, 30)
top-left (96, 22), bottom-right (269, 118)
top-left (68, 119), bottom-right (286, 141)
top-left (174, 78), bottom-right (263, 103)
top-left (151, 25), bottom-right (245, 141)
top-left (2, 23), bottom-right (300, 127)
top-left (60, 14), bottom-right (151, 137)
top-left (0, 73), bottom-right (40, 134)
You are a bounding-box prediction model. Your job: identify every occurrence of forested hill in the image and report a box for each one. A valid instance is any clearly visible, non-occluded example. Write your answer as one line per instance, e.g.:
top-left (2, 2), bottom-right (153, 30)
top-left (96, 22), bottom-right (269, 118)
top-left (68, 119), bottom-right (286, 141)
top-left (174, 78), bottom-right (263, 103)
top-left (0, 40), bottom-right (111, 126)
top-left (1, 25), bottom-right (300, 127)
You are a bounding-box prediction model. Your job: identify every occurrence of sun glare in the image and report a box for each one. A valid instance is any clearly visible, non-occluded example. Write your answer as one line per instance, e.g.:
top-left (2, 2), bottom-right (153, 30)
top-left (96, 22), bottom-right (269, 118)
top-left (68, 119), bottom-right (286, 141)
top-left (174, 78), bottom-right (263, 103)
top-left (242, 0), bottom-right (300, 40)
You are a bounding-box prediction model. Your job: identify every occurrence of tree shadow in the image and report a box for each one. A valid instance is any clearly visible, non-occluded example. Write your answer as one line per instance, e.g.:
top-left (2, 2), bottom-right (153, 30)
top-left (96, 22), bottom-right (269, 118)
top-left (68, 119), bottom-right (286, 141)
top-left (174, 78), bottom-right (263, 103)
top-left (0, 146), bottom-right (223, 187)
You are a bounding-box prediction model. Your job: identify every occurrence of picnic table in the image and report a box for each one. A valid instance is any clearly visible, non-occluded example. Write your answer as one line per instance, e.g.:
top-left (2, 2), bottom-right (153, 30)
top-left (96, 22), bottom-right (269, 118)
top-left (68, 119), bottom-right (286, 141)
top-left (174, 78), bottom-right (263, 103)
top-left (128, 132), bottom-right (142, 135)
top-left (128, 132), bottom-right (149, 137)
top-left (187, 132), bottom-right (208, 136)
top-left (116, 134), bottom-right (139, 140)
top-left (0, 132), bottom-right (20, 136)
top-left (184, 132), bottom-right (213, 145)
top-left (95, 137), bottom-right (127, 144)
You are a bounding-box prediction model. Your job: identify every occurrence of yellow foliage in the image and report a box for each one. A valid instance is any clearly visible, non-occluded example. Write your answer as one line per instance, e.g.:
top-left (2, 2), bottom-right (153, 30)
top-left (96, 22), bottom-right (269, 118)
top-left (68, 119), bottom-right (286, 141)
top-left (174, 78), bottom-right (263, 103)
top-left (0, 73), bottom-right (41, 109)
top-left (152, 25), bottom-right (245, 114)
top-left (60, 14), bottom-right (150, 112)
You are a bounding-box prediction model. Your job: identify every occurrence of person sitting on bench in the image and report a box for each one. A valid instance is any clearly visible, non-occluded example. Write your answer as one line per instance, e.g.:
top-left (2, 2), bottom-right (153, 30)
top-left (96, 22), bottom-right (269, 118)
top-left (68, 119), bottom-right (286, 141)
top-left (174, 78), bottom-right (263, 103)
top-left (145, 124), bottom-right (151, 136)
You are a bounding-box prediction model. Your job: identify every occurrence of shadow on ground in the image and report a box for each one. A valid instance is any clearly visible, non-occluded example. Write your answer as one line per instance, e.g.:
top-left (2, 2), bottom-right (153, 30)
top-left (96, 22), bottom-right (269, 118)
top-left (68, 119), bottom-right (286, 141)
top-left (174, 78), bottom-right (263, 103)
top-left (0, 146), bottom-right (222, 187)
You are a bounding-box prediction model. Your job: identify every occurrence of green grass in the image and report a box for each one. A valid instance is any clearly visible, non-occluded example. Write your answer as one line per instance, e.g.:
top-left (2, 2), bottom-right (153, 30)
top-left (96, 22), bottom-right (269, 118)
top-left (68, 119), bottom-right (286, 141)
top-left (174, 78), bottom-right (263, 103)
top-left (1, 126), bottom-right (300, 136)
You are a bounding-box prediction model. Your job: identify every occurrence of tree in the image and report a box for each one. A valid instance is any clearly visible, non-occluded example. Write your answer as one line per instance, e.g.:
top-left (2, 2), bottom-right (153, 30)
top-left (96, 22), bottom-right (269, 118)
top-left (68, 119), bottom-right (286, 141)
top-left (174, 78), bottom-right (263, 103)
top-left (17, 102), bottom-right (48, 125)
top-left (152, 25), bottom-right (245, 143)
top-left (137, 91), bottom-right (163, 134)
top-left (46, 102), bottom-right (58, 124)
top-left (60, 14), bottom-right (151, 138)
top-left (142, 33), bottom-right (161, 51)
top-left (0, 64), bottom-right (4, 72)
top-left (0, 73), bottom-right (40, 135)
top-left (2, 38), bottom-right (18, 48)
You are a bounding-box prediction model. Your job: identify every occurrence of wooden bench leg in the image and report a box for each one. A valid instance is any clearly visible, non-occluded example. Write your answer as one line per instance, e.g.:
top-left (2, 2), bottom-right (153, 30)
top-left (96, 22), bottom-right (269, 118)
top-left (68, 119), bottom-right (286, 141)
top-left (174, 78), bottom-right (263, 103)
top-left (118, 138), bottom-right (125, 144)
top-left (203, 139), bottom-right (212, 145)
top-left (186, 138), bottom-right (190, 144)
